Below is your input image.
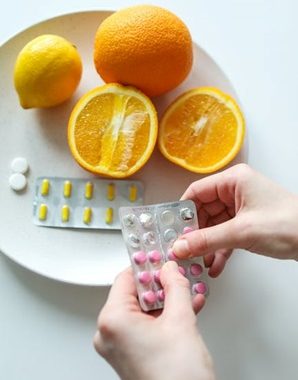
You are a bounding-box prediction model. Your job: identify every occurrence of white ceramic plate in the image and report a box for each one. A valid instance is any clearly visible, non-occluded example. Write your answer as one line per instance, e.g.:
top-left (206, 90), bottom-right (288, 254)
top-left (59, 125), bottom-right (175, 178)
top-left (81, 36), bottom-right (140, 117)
top-left (0, 11), bottom-right (247, 285)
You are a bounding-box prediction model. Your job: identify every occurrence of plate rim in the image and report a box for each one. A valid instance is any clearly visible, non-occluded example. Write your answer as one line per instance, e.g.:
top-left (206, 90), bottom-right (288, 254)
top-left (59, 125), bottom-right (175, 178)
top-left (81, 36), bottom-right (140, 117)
top-left (0, 9), bottom-right (241, 287)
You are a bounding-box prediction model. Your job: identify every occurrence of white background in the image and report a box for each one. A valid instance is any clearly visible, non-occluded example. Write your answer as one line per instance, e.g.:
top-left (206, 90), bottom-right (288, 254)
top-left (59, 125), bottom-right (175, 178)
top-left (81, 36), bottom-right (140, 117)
top-left (1, 1), bottom-right (298, 379)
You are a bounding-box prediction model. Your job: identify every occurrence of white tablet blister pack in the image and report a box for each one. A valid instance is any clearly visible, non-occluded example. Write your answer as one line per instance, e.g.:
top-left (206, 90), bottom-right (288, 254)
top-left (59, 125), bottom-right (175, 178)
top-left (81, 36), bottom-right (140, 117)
top-left (119, 200), bottom-right (209, 311)
top-left (33, 177), bottom-right (144, 230)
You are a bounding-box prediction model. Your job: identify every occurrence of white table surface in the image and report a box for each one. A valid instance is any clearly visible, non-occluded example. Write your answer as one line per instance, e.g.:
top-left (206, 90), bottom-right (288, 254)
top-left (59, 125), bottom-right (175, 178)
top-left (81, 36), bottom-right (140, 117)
top-left (1, 1), bottom-right (298, 379)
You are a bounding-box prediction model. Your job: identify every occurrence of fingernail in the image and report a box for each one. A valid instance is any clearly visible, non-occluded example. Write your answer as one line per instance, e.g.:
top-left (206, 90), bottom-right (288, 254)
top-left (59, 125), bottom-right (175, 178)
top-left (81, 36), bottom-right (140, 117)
top-left (172, 239), bottom-right (190, 258)
top-left (163, 260), bottom-right (179, 272)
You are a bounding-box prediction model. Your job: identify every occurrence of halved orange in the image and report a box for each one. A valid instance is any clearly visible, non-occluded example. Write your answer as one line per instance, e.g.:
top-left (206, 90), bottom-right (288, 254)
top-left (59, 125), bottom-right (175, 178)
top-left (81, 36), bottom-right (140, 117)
top-left (158, 87), bottom-right (245, 174)
top-left (68, 84), bottom-right (158, 178)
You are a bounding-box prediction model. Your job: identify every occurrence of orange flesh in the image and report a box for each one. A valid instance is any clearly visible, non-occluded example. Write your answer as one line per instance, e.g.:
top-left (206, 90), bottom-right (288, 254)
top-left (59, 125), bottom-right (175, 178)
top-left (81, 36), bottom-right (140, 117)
top-left (74, 93), bottom-right (151, 172)
top-left (162, 94), bottom-right (239, 167)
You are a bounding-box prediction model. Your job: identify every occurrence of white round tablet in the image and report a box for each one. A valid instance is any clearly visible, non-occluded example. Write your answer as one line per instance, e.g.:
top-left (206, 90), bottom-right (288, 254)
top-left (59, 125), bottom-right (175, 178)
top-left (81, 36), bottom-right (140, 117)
top-left (10, 157), bottom-right (29, 174)
top-left (9, 173), bottom-right (27, 191)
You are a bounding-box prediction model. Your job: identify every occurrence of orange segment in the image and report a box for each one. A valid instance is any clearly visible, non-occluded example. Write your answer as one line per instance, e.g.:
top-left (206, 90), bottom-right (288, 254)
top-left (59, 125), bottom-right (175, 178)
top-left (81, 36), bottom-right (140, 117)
top-left (68, 84), bottom-right (158, 178)
top-left (158, 87), bottom-right (245, 173)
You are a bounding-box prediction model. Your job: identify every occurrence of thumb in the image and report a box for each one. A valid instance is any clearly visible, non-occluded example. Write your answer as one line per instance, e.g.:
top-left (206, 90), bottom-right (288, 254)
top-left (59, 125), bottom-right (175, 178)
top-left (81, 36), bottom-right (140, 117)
top-left (160, 261), bottom-right (194, 320)
top-left (172, 219), bottom-right (241, 259)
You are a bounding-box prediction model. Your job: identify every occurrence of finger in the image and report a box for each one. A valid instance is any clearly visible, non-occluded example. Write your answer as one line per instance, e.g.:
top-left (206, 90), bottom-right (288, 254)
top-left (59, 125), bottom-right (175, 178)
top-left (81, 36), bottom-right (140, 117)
top-left (207, 219), bottom-right (215, 227)
top-left (160, 261), bottom-right (194, 321)
top-left (105, 267), bottom-right (139, 308)
top-left (97, 268), bottom-right (141, 338)
top-left (192, 294), bottom-right (206, 314)
top-left (208, 249), bottom-right (233, 278)
top-left (172, 219), bottom-right (240, 258)
top-left (227, 206), bottom-right (236, 218)
top-left (210, 210), bottom-right (231, 225)
top-left (202, 200), bottom-right (226, 217)
top-left (204, 252), bottom-right (215, 268)
top-left (93, 330), bottom-right (106, 357)
top-left (198, 207), bottom-right (209, 228)
top-left (181, 166), bottom-right (238, 208)
top-left (181, 171), bottom-right (224, 203)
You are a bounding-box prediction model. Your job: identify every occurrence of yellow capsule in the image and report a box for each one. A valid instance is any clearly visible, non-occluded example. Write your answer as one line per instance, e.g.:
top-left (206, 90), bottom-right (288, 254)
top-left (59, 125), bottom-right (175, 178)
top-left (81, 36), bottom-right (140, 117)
top-left (105, 207), bottom-right (113, 224)
top-left (83, 207), bottom-right (92, 224)
top-left (40, 179), bottom-right (50, 196)
top-left (63, 180), bottom-right (72, 198)
top-left (107, 183), bottom-right (115, 201)
top-left (38, 204), bottom-right (47, 221)
top-left (129, 184), bottom-right (138, 202)
top-left (61, 205), bottom-right (70, 222)
top-left (85, 182), bottom-right (93, 200)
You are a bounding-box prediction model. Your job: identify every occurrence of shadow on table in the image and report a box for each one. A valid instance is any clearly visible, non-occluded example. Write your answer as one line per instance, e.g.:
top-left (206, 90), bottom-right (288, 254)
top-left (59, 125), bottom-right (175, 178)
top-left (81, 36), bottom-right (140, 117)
top-left (1, 254), bottom-right (110, 321)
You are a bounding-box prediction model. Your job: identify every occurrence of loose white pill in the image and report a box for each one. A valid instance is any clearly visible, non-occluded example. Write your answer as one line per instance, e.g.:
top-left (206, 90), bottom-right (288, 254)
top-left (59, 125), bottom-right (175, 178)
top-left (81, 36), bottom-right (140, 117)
top-left (11, 157), bottom-right (29, 174)
top-left (9, 173), bottom-right (27, 191)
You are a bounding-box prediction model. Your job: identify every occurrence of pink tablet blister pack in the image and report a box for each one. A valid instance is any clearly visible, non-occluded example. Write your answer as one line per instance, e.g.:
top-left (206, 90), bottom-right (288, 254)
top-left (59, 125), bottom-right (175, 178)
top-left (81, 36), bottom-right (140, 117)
top-left (119, 200), bottom-right (209, 311)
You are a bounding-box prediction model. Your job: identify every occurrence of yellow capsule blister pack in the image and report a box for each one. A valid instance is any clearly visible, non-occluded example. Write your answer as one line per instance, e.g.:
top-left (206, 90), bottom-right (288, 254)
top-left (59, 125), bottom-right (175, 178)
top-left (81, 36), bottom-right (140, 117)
top-left (33, 177), bottom-right (144, 230)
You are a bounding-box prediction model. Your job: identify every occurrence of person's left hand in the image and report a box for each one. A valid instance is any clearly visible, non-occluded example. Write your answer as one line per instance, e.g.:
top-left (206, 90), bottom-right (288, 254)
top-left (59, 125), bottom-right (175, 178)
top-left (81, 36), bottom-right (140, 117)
top-left (94, 261), bottom-right (215, 380)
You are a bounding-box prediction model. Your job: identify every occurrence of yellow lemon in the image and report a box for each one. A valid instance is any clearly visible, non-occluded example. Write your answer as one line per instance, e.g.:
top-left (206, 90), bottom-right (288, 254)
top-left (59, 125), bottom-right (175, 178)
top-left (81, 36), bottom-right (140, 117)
top-left (14, 34), bottom-right (82, 109)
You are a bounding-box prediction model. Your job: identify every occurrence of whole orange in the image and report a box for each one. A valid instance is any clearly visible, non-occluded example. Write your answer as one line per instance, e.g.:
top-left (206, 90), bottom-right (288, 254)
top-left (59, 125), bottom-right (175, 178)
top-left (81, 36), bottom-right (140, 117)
top-left (93, 5), bottom-right (193, 97)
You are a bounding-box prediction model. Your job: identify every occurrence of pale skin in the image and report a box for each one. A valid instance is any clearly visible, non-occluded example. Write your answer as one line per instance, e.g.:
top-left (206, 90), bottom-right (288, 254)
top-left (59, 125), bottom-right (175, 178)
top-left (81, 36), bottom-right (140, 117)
top-left (173, 163), bottom-right (298, 269)
top-left (94, 164), bottom-right (298, 380)
top-left (94, 262), bottom-right (214, 380)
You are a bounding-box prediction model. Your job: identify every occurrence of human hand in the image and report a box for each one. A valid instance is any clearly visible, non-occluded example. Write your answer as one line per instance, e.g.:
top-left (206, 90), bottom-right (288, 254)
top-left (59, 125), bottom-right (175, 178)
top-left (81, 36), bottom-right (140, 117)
top-left (94, 261), bottom-right (215, 380)
top-left (172, 164), bottom-right (298, 277)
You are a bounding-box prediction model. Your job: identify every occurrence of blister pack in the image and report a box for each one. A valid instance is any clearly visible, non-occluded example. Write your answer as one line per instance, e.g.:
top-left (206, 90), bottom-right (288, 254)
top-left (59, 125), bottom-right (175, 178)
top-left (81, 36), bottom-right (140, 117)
top-left (119, 200), bottom-right (208, 311)
top-left (33, 177), bottom-right (144, 230)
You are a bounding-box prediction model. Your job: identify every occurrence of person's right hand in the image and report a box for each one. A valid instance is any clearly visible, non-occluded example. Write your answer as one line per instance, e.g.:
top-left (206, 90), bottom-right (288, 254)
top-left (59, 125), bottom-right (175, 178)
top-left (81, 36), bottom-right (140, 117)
top-left (172, 164), bottom-right (298, 277)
